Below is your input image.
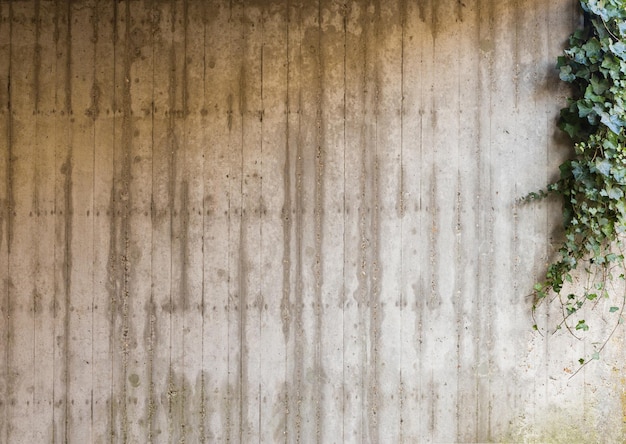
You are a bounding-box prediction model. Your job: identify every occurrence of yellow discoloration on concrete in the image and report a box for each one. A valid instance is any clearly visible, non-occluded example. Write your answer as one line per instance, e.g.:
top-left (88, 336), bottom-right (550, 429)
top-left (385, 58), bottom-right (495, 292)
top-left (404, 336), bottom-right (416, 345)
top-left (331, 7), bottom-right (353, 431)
top-left (3, 0), bottom-right (626, 442)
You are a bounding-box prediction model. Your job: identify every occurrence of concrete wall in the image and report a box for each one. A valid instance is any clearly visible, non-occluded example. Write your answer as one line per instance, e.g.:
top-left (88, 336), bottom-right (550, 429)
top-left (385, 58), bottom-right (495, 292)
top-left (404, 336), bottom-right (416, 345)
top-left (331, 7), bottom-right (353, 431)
top-left (2, 0), bottom-right (626, 442)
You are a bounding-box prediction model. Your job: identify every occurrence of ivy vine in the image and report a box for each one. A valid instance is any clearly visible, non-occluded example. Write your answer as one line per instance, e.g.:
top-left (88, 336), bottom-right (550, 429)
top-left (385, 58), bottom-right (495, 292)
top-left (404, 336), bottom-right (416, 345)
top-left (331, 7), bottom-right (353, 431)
top-left (527, 0), bottom-right (626, 369)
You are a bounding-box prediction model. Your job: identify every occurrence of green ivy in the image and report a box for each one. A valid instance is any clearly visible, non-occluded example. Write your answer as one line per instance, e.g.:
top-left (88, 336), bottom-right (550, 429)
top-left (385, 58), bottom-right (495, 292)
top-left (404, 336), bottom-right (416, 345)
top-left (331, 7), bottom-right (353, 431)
top-left (528, 0), bottom-right (626, 359)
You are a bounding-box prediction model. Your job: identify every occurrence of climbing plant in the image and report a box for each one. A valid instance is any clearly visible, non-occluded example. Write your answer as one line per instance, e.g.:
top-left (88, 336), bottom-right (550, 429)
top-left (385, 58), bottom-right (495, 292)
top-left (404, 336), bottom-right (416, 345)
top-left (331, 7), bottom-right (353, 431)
top-left (528, 0), bottom-right (626, 369)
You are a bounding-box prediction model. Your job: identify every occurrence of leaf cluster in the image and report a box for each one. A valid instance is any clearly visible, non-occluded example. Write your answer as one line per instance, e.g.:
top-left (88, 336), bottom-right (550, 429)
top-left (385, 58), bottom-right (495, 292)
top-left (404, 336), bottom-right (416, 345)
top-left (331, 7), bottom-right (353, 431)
top-left (529, 0), bottom-right (626, 335)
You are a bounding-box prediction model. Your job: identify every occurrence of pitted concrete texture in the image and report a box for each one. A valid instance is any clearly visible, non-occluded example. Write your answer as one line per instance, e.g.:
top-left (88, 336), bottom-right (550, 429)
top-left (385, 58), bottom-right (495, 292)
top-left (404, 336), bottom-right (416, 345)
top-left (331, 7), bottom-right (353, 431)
top-left (2, 0), bottom-right (626, 442)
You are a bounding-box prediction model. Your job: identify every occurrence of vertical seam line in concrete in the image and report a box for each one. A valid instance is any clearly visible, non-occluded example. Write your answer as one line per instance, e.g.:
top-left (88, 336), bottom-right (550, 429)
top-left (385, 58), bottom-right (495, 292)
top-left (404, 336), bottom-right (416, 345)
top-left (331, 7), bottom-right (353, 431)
top-left (529, 0), bottom-right (540, 427)
top-left (122, 1), bottom-right (134, 440)
top-left (543, 0), bottom-right (553, 412)
top-left (367, 2), bottom-right (382, 441)
top-left (475, 0), bottom-right (484, 437)
top-left (417, 3), bottom-right (424, 436)
top-left (33, 0), bottom-right (42, 430)
top-left (199, 2), bottom-right (207, 442)
top-left (475, 0), bottom-right (485, 437)
top-left (341, 2), bottom-right (347, 442)
top-left (399, 0), bottom-right (406, 440)
top-left (359, 6), bottom-right (366, 437)
top-left (167, 0), bottom-right (176, 436)
top-left (4, 2), bottom-right (13, 442)
top-left (53, 1), bottom-right (59, 438)
top-left (454, 10), bottom-right (463, 441)
top-left (487, 0), bottom-right (496, 440)
top-left (4, 1), bottom-right (13, 253)
top-left (33, 0), bottom-right (41, 112)
top-left (281, 0), bottom-right (291, 440)
top-left (294, 3), bottom-right (304, 441)
top-left (181, 1), bottom-right (189, 438)
top-left (63, 2), bottom-right (73, 441)
top-left (148, 1), bottom-right (156, 441)
top-left (485, 0), bottom-right (495, 438)
top-left (238, 4), bottom-right (246, 441)
top-left (314, 1), bottom-right (323, 441)
top-left (90, 2), bottom-right (98, 440)
top-left (225, 2), bottom-right (233, 440)
top-left (258, 7), bottom-right (264, 443)
top-left (109, 1), bottom-right (118, 441)
top-left (511, 0), bottom-right (521, 391)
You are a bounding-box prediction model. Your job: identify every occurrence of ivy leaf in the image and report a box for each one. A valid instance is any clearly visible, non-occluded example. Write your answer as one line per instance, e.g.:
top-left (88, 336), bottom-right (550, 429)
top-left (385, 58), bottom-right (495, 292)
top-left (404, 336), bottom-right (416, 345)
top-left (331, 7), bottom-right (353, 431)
top-left (600, 112), bottom-right (625, 134)
top-left (595, 159), bottom-right (612, 176)
top-left (560, 65), bottom-right (576, 82)
top-left (562, 122), bottom-right (580, 139)
top-left (591, 76), bottom-right (609, 95)
top-left (533, 283), bottom-right (544, 292)
top-left (610, 41), bottom-right (626, 60)
top-left (575, 320), bottom-right (589, 331)
top-left (528, 0), bottom-right (626, 353)
top-left (584, 38), bottom-right (602, 62)
top-left (608, 186), bottom-right (624, 200)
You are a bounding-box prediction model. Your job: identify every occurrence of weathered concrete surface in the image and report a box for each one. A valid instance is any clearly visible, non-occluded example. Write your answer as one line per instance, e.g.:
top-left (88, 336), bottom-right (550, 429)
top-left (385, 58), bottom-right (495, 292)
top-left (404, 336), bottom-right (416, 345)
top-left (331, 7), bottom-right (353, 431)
top-left (1, 0), bottom-right (626, 442)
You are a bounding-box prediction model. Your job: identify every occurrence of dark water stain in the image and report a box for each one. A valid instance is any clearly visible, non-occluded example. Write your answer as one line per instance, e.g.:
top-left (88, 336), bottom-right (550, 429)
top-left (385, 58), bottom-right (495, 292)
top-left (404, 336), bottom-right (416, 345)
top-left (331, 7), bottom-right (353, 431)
top-left (412, 0), bottom-right (468, 38)
top-left (360, 1), bottom-right (384, 441)
top-left (167, 370), bottom-right (193, 443)
top-left (85, 2), bottom-right (100, 123)
top-left (32, 287), bottom-right (43, 315)
top-left (102, 2), bottom-right (137, 440)
top-left (90, 0), bottom-right (99, 45)
top-left (427, 167), bottom-right (442, 310)
top-left (179, 181), bottom-right (190, 312)
top-left (52, 0), bottom-right (60, 45)
top-left (105, 169), bottom-right (123, 444)
top-left (103, 3), bottom-right (124, 431)
top-left (272, 383), bottom-right (289, 442)
top-left (236, 198), bottom-right (249, 443)
top-left (432, 0), bottom-right (442, 39)
top-left (85, 82), bottom-right (101, 121)
top-left (238, 64), bottom-right (246, 116)
top-left (418, 1), bottom-right (427, 23)
top-left (60, 153), bottom-right (73, 444)
top-left (130, 26), bottom-right (147, 60)
top-left (281, 127), bottom-right (292, 341)
top-left (33, 0), bottom-right (41, 111)
top-left (238, 0), bottom-right (289, 8)
top-left (64, 0), bottom-right (72, 115)
top-left (31, 117), bottom-right (42, 215)
top-left (144, 298), bottom-right (157, 441)
top-left (367, 154), bottom-right (382, 444)
top-left (221, 381), bottom-right (234, 442)
top-left (227, 93), bottom-right (233, 130)
top-left (182, 0), bottom-right (189, 116)
top-left (4, 2), bottom-right (14, 255)
top-left (456, 0), bottom-right (466, 23)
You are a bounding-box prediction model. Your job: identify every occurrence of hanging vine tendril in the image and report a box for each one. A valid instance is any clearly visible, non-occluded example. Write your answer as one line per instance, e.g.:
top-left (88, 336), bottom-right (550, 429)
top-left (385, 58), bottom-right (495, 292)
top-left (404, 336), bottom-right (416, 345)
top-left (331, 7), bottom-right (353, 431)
top-left (526, 0), bottom-right (626, 369)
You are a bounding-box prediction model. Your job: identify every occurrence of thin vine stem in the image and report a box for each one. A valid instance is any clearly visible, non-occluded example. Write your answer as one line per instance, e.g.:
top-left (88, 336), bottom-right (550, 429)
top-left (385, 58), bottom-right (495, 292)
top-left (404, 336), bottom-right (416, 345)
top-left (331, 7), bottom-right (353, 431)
top-left (528, 0), bottom-right (626, 370)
